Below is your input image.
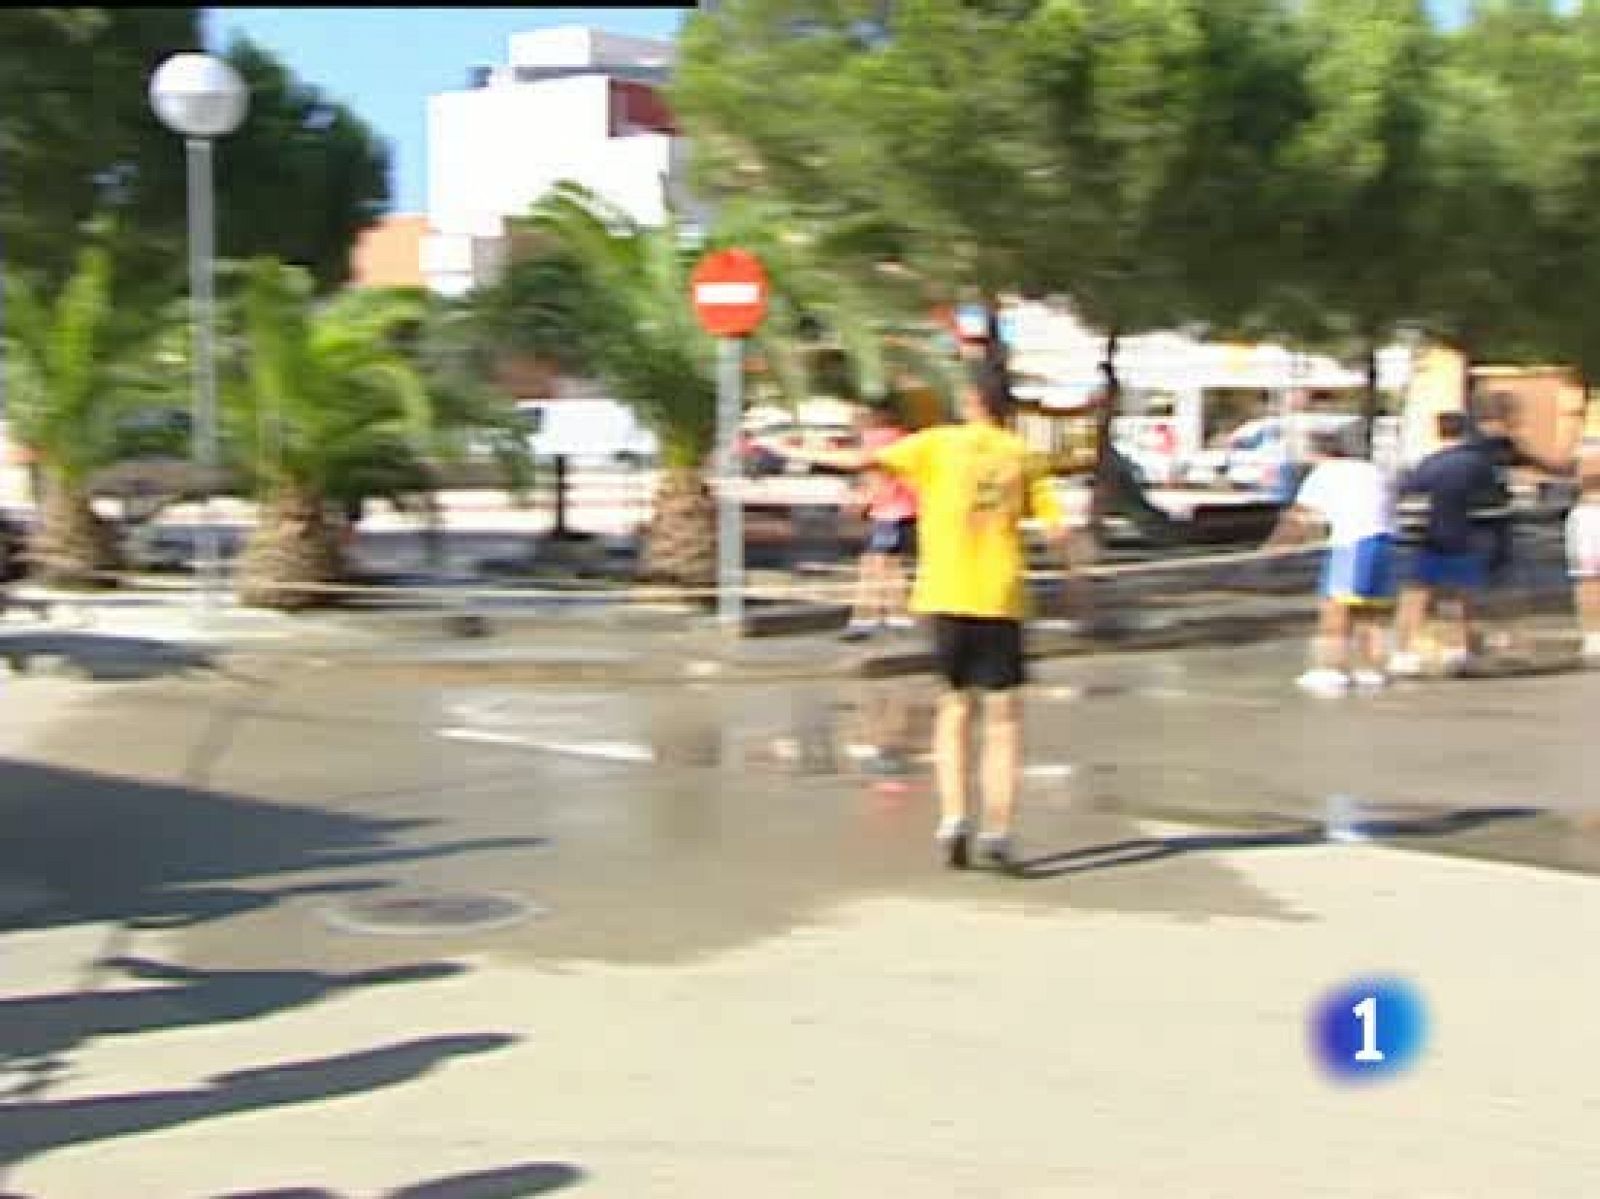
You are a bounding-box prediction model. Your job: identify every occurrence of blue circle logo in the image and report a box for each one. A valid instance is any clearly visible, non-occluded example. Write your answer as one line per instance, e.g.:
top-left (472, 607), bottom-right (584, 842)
top-left (1309, 977), bottom-right (1427, 1082)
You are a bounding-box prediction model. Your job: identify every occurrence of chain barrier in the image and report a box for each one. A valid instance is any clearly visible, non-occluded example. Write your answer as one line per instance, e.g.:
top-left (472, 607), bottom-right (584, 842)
top-left (9, 538), bottom-right (1330, 610)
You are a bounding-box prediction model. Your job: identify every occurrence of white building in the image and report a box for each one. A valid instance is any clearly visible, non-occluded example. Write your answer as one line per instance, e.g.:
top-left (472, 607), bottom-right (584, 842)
top-left (424, 26), bottom-right (695, 297)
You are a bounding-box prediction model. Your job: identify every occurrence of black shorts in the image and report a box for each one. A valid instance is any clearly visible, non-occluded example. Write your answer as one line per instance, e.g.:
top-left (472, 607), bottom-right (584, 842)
top-left (932, 616), bottom-right (1026, 691)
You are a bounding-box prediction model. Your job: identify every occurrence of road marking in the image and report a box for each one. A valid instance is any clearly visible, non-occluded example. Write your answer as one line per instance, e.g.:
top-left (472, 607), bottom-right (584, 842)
top-left (1024, 763), bottom-right (1077, 780)
top-left (441, 727), bottom-right (656, 763)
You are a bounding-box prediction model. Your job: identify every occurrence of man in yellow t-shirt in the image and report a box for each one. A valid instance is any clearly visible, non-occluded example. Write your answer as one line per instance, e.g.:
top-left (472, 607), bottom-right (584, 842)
top-left (787, 362), bottom-right (1068, 872)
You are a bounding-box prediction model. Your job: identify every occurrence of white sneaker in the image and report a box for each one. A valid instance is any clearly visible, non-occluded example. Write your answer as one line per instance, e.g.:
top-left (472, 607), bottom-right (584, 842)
top-left (1441, 649), bottom-right (1474, 677)
top-left (1583, 633), bottom-right (1600, 663)
top-left (1296, 668), bottom-right (1350, 696)
top-left (1388, 651), bottom-right (1424, 678)
top-left (1351, 669), bottom-right (1388, 691)
top-left (885, 615), bottom-right (916, 631)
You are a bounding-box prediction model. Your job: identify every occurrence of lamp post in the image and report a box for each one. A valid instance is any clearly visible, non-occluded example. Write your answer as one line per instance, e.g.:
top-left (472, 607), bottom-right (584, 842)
top-left (149, 53), bottom-right (248, 615)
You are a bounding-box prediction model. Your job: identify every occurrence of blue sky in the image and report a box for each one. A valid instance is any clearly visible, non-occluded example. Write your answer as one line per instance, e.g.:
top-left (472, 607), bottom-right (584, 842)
top-left (203, 8), bottom-right (691, 213)
top-left (207, 3), bottom-right (1473, 217)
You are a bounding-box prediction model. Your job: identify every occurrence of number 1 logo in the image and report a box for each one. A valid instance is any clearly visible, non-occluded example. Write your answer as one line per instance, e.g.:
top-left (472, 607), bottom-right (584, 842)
top-left (1351, 996), bottom-right (1385, 1063)
top-left (1310, 977), bottom-right (1426, 1082)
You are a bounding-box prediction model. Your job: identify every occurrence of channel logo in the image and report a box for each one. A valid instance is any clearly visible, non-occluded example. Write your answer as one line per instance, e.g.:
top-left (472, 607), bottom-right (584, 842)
top-left (1309, 977), bottom-right (1427, 1082)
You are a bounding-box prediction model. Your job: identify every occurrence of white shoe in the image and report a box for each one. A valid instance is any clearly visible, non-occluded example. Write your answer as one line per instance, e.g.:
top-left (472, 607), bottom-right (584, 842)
top-left (1582, 633), bottom-right (1600, 663)
top-left (1388, 651), bottom-right (1424, 678)
top-left (885, 615), bottom-right (916, 631)
top-left (1441, 649), bottom-right (1474, 677)
top-left (1297, 668), bottom-right (1350, 696)
top-left (1351, 669), bottom-right (1388, 691)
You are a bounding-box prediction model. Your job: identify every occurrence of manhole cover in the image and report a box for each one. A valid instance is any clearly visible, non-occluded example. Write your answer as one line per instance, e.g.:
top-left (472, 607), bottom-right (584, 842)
top-left (319, 890), bottom-right (541, 937)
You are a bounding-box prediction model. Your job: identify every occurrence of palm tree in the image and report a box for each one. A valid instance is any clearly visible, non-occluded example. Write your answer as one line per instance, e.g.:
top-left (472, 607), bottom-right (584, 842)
top-left (524, 184), bottom-right (963, 588)
top-left (229, 259), bottom-right (442, 609)
top-left (523, 185), bottom-right (728, 587)
top-left (710, 197), bottom-right (967, 417)
top-left (230, 262), bottom-right (534, 607)
top-left (3, 244), bottom-right (131, 587)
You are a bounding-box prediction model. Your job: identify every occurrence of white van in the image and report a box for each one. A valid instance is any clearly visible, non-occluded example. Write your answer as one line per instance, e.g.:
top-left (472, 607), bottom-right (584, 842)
top-left (515, 399), bottom-right (659, 467)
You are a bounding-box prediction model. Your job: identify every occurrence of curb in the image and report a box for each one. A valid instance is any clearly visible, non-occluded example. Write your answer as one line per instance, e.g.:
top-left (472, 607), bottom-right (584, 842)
top-left (271, 584), bottom-right (1580, 687)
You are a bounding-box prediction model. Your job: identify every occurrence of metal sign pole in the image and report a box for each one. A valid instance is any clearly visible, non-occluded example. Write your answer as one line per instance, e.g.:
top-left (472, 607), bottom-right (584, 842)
top-left (716, 335), bottom-right (744, 631)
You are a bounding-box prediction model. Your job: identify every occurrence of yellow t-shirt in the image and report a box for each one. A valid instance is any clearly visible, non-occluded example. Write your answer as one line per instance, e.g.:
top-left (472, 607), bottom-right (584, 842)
top-left (876, 423), bottom-right (1064, 620)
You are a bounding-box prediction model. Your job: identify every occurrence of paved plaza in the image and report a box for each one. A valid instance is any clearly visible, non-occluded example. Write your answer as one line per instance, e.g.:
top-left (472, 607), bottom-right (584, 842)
top-left (2, 632), bottom-right (1597, 1196)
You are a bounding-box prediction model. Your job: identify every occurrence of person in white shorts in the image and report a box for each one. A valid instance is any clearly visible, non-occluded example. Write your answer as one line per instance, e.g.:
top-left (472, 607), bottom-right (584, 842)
top-left (1569, 439), bottom-right (1600, 661)
top-left (1263, 429), bottom-right (1397, 695)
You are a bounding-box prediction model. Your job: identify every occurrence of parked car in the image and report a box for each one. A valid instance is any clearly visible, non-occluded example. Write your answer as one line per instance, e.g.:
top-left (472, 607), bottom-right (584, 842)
top-left (512, 399), bottom-right (659, 468)
top-left (1183, 413), bottom-right (1373, 492)
top-left (745, 421), bottom-right (859, 475)
top-left (1112, 416), bottom-right (1183, 487)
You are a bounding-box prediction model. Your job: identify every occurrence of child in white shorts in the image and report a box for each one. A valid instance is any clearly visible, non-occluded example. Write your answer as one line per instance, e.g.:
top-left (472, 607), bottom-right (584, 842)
top-left (1569, 439), bottom-right (1600, 660)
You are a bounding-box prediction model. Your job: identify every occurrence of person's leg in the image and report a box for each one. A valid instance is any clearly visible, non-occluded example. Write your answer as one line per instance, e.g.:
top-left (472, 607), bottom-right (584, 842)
top-left (1299, 600), bottom-right (1353, 694)
top-left (934, 689), bottom-right (974, 856)
top-left (1567, 504), bottom-right (1600, 657)
top-left (1391, 579), bottom-right (1432, 674)
top-left (967, 619), bottom-right (1027, 869)
top-left (865, 552), bottom-right (891, 624)
top-left (978, 689), bottom-right (1022, 844)
top-left (1319, 601), bottom-right (1352, 672)
top-left (842, 548), bottom-right (884, 639)
top-left (1578, 577), bottom-right (1600, 657)
top-left (1437, 586), bottom-right (1476, 668)
top-left (882, 542), bottom-right (913, 628)
top-left (930, 617), bottom-right (974, 865)
top-left (1353, 612), bottom-right (1390, 679)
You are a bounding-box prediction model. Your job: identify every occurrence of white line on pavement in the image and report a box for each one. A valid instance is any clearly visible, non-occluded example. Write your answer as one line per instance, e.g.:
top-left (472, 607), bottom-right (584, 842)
top-left (440, 727), bottom-right (656, 763)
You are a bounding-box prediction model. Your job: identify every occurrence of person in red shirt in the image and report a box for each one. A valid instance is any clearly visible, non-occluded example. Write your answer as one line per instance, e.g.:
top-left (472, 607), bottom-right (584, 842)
top-left (841, 402), bottom-right (920, 641)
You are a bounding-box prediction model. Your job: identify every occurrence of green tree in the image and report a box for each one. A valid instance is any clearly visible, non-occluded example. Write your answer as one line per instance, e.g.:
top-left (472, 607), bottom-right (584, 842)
top-left (0, 8), bottom-right (198, 293)
top-left (3, 243), bottom-right (135, 586)
top-left (228, 261), bottom-right (439, 608)
top-left (1444, 1), bottom-right (1600, 385)
top-left (213, 36), bottom-right (392, 293)
top-left (520, 186), bottom-right (725, 587)
top-left (0, 13), bottom-right (390, 308)
top-left (673, 0), bottom-right (1045, 367)
top-left (1279, 0), bottom-right (1439, 444)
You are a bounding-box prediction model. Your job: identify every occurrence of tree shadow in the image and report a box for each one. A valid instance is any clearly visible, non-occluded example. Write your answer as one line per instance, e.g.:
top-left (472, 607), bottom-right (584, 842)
top-left (0, 1034), bottom-right (517, 1168)
top-left (1, 957), bottom-right (468, 1096)
top-left (1015, 806), bottom-right (1541, 880)
top-left (0, 756), bottom-right (544, 933)
top-left (212, 1162), bottom-right (585, 1198)
top-left (0, 631), bottom-right (215, 682)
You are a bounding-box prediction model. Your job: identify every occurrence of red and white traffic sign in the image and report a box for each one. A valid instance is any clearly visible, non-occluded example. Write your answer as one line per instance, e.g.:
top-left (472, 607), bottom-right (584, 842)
top-left (691, 248), bottom-right (768, 338)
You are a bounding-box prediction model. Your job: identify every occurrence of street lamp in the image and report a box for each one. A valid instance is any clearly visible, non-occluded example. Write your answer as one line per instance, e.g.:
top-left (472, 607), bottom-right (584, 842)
top-left (149, 53), bottom-right (248, 614)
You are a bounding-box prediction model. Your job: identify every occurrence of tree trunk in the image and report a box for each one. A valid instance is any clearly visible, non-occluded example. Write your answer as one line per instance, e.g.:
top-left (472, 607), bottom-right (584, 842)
top-left (1361, 338), bottom-right (1381, 458)
top-left (32, 474), bottom-right (121, 589)
top-left (641, 466), bottom-right (716, 591)
top-left (1090, 331), bottom-right (1123, 529)
top-left (236, 486), bottom-right (346, 611)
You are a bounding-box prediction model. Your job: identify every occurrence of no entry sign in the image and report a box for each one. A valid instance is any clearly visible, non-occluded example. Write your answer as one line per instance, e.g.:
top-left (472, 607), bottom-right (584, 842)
top-left (691, 249), bottom-right (768, 338)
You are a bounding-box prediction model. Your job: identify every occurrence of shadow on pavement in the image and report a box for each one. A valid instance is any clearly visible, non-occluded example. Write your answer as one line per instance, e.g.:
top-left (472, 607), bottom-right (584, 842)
top-left (0, 631), bottom-right (214, 682)
top-left (211, 1162), bottom-right (585, 1198)
top-left (0, 1033), bottom-right (517, 1169)
top-left (1016, 806), bottom-right (1541, 880)
top-left (1, 958), bottom-right (466, 1097)
top-left (0, 756), bottom-right (544, 933)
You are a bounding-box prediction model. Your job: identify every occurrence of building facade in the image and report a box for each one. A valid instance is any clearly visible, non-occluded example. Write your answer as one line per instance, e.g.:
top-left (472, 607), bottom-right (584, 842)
top-left (350, 214), bottom-right (429, 289)
top-left (423, 26), bottom-right (693, 297)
